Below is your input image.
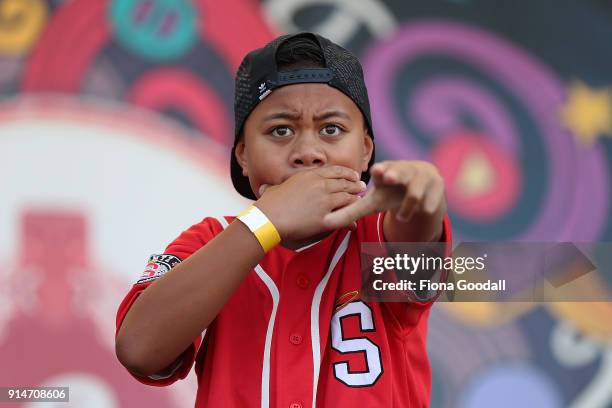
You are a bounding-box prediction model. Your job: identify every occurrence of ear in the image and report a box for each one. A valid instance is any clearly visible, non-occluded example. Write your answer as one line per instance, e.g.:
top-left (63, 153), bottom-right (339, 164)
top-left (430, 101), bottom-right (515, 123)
top-left (234, 140), bottom-right (249, 176)
top-left (361, 129), bottom-right (374, 172)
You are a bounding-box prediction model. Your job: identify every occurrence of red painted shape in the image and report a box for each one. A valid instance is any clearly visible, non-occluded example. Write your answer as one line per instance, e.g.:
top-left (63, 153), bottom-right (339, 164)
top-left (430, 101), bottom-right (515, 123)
top-left (0, 210), bottom-right (175, 406)
top-left (196, 0), bottom-right (277, 71)
top-left (22, 1), bottom-right (109, 91)
top-left (431, 130), bottom-right (521, 221)
top-left (128, 67), bottom-right (231, 145)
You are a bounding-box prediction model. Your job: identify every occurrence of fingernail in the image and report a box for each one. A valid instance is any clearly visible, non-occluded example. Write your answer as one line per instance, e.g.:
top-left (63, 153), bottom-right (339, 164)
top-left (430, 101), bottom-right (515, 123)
top-left (359, 181), bottom-right (367, 190)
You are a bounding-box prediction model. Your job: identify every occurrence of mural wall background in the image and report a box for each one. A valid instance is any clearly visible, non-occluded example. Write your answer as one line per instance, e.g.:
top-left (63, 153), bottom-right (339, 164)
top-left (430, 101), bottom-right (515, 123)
top-left (1, 0), bottom-right (611, 406)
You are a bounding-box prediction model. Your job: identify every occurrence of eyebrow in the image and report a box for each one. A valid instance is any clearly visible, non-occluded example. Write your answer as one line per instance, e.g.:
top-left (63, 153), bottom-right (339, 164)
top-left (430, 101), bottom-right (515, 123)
top-left (314, 110), bottom-right (351, 121)
top-left (261, 109), bottom-right (351, 122)
top-left (262, 111), bottom-right (302, 122)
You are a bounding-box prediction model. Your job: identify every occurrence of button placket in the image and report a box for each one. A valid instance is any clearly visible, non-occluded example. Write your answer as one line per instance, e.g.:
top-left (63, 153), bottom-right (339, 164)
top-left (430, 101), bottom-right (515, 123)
top-left (296, 274), bottom-right (310, 289)
top-left (289, 333), bottom-right (303, 345)
top-left (278, 257), bottom-right (322, 408)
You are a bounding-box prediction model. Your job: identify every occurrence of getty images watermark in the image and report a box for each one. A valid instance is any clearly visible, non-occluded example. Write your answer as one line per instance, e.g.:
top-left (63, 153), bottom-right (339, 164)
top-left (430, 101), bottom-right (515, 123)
top-left (360, 242), bottom-right (612, 302)
top-left (371, 251), bottom-right (496, 292)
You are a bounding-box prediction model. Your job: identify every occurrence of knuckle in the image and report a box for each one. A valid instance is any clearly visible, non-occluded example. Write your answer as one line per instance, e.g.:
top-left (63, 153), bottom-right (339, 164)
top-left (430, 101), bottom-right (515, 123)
top-left (422, 201), bottom-right (437, 215)
top-left (322, 216), bottom-right (335, 230)
top-left (336, 192), bottom-right (349, 205)
top-left (333, 193), bottom-right (351, 208)
top-left (425, 206), bottom-right (438, 216)
top-left (407, 190), bottom-right (422, 201)
top-left (424, 162), bottom-right (441, 178)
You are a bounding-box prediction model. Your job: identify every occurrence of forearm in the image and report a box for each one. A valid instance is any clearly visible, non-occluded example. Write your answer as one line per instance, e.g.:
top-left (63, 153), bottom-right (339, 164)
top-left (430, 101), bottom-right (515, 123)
top-left (116, 220), bottom-right (264, 376)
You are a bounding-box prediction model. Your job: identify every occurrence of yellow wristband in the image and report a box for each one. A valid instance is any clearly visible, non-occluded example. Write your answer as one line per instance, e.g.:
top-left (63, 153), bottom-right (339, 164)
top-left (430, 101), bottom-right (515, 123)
top-left (237, 206), bottom-right (281, 253)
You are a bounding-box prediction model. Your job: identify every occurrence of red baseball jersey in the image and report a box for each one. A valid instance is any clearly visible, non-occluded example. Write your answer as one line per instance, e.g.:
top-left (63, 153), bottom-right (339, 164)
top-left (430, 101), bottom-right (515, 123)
top-left (116, 212), bottom-right (452, 407)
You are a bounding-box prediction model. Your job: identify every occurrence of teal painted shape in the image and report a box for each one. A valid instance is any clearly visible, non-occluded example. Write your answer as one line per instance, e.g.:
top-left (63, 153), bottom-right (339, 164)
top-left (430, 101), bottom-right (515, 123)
top-left (109, 0), bottom-right (198, 61)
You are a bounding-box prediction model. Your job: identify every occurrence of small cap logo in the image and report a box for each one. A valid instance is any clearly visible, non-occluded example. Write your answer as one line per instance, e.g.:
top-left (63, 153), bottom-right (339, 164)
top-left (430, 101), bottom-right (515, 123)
top-left (258, 81), bottom-right (271, 100)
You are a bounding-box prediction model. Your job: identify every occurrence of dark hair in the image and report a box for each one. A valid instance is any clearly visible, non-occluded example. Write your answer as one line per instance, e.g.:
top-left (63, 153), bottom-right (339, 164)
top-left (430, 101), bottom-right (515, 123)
top-left (276, 35), bottom-right (325, 71)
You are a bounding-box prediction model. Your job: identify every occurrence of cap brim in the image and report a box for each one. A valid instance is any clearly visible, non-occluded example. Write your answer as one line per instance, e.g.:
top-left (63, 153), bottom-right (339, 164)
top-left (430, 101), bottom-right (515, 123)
top-left (231, 146), bottom-right (257, 200)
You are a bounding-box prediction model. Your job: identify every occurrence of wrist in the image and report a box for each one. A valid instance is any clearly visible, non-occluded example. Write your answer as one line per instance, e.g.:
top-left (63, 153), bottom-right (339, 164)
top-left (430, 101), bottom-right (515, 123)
top-left (236, 205), bottom-right (281, 253)
top-left (254, 198), bottom-right (288, 240)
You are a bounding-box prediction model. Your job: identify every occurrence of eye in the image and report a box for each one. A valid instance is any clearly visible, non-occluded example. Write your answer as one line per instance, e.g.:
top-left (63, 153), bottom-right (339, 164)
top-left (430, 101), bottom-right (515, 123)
top-left (321, 124), bottom-right (342, 136)
top-left (271, 126), bottom-right (294, 138)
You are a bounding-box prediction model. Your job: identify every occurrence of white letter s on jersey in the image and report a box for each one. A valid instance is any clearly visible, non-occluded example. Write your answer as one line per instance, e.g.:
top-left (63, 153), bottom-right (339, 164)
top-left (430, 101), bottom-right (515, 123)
top-left (331, 301), bottom-right (383, 387)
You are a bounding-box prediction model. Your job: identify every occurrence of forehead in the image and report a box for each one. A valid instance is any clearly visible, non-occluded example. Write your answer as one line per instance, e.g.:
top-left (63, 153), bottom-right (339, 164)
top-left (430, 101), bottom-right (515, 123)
top-left (249, 83), bottom-right (362, 119)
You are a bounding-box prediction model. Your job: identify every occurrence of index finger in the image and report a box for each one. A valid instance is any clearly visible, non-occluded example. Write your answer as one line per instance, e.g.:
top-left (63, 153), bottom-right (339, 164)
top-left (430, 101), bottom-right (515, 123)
top-left (317, 165), bottom-right (361, 181)
top-left (322, 193), bottom-right (377, 230)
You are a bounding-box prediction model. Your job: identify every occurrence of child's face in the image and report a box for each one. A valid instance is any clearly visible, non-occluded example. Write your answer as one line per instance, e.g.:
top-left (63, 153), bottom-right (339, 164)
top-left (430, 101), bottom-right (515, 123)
top-left (235, 83), bottom-right (374, 198)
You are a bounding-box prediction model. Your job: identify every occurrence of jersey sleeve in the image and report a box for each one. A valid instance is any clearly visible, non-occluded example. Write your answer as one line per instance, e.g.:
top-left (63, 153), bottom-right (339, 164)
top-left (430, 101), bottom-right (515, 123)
top-left (115, 216), bottom-right (226, 386)
top-left (358, 212), bottom-right (453, 329)
top-left (408, 213), bottom-right (453, 303)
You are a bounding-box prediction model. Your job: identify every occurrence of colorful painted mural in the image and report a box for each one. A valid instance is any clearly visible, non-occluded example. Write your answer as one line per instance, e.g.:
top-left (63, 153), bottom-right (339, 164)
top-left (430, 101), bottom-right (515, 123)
top-left (1, 0), bottom-right (610, 406)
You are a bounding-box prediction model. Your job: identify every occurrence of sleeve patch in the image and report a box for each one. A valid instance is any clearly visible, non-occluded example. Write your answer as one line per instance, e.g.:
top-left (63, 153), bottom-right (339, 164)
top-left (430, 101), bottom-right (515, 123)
top-left (136, 254), bottom-right (182, 284)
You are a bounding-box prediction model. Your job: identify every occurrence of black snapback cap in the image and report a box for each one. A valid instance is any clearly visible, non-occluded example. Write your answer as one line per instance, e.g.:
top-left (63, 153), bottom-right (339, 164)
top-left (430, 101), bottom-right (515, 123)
top-left (231, 32), bottom-right (375, 200)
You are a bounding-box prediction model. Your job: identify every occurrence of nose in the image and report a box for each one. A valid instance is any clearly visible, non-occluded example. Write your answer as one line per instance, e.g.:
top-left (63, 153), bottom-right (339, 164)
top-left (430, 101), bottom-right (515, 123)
top-left (289, 133), bottom-right (326, 168)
